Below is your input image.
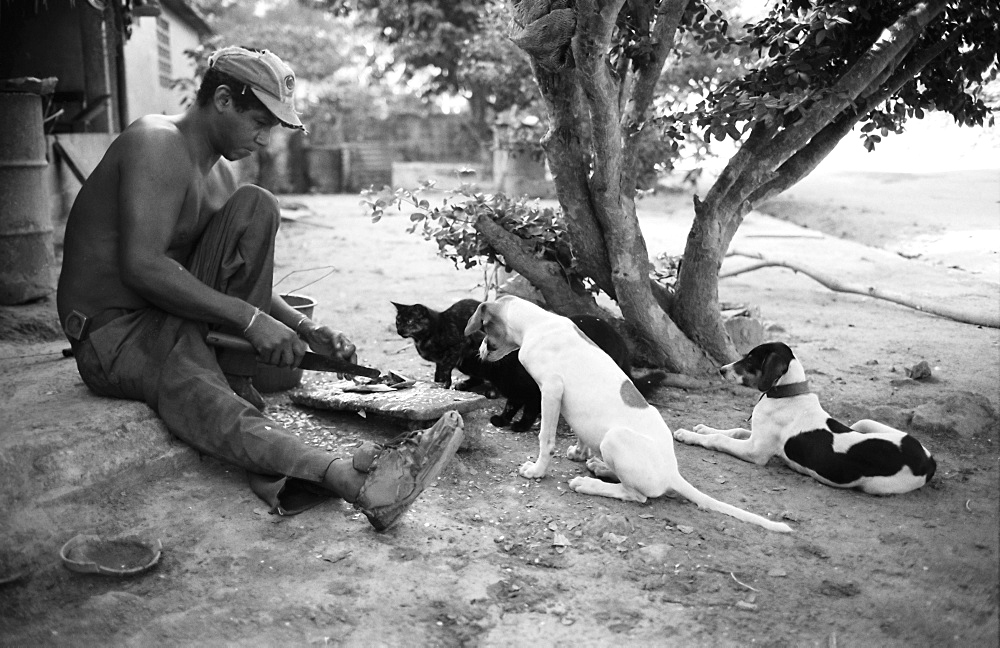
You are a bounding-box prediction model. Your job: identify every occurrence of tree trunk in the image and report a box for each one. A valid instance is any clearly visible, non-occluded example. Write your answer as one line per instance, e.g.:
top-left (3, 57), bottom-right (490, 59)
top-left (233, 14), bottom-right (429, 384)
top-left (501, 0), bottom-right (715, 374)
top-left (501, 0), bottom-right (952, 375)
top-left (532, 62), bottom-right (615, 297)
top-left (671, 195), bottom-right (744, 364)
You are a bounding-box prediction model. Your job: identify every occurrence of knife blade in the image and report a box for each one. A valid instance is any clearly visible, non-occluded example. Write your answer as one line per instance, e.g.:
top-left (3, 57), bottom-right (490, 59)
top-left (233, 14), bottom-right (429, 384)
top-left (205, 331), bottom-right (382, 379)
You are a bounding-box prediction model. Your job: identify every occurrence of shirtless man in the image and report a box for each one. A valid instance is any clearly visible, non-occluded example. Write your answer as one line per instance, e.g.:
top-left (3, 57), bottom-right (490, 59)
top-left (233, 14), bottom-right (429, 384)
top-left (56, 46), bottom-right (463, 531)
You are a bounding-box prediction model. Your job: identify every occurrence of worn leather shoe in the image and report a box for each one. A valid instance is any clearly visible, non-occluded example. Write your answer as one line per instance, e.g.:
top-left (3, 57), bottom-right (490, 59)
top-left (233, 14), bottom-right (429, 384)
top-left (353, 411), bottom-right (464, 531)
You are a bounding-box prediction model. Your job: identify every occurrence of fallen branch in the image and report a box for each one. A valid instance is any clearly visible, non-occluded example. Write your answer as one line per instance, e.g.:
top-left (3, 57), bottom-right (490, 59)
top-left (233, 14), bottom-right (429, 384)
top-left (731, 572), bottom-right (759, 592)
top-left (723, 251), bottom-right (999, 329)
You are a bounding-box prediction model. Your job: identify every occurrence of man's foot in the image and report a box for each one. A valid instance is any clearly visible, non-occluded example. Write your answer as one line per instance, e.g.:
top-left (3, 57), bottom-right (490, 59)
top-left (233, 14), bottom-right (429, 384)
top-left (226, 374), bottom-right (266, 411)
top-left (352, 411), bottom-right (464, 531)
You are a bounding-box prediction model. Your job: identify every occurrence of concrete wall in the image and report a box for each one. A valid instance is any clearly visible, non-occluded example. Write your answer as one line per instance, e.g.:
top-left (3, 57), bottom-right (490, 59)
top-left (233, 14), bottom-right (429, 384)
top-left (124, 6), bottom-right (203, 123)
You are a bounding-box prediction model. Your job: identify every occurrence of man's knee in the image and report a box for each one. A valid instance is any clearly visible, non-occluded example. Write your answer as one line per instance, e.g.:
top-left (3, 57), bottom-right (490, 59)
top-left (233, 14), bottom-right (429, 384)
top-left (227, 184), bottom-right (280, 233)
top-left (232, 184), bottom-right (279, 214)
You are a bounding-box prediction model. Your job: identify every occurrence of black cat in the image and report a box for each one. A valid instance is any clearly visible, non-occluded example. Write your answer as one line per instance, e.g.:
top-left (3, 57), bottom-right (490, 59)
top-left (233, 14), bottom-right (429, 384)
top-left (479, 315), bottom-right (666, 432)
top-left (392, 299), bottom-right (488, 389)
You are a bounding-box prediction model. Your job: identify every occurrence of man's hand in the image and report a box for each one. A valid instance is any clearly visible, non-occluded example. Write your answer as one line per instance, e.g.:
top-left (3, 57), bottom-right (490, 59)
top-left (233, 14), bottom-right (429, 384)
top-left (244, 310), bottom-right (307, 368)
top-left (299, 322), bottom-right (358, 364)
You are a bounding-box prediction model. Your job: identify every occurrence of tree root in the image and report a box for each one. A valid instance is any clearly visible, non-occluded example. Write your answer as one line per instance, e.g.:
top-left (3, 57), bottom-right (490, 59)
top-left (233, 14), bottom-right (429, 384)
top-left (723, 251), bottom-right (999, 329)
top-left (658, 372), bottom-right (711, 390)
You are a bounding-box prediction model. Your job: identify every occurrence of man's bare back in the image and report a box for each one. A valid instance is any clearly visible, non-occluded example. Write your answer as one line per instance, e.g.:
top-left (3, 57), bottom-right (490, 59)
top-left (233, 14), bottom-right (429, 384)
top-left (57, 108), bottom-right (270, 338)
top-left (58, 113), bottom-right (237, 322)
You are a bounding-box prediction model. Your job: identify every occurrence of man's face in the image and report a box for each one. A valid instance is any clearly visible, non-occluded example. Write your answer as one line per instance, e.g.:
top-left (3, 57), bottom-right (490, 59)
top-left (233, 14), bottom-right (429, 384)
top-left (222, 97), bottom-right (280, 161)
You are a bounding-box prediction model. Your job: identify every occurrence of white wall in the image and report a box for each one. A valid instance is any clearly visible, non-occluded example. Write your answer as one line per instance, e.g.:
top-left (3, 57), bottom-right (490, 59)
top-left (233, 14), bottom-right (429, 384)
top-left (123, 6), bottom-right (202, 124)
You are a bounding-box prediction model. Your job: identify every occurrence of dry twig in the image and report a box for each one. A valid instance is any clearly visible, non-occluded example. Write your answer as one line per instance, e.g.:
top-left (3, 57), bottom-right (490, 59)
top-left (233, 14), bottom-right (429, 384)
top-left (723, 251), bottom-right (999, 329)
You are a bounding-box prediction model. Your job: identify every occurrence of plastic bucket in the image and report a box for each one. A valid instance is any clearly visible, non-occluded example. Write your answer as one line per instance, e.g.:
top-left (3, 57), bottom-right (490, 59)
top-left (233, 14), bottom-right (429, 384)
top-left (0, 89), bottom-right (54, 304)
top-left (254, 293), bottom-right (316, 393)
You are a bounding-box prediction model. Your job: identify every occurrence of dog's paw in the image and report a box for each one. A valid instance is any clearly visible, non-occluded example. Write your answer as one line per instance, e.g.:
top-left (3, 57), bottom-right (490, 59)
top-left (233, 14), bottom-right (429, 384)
top-left (586, 457), bottom-right (619, 482)
top-left (693, 424), bottom-right (717, 435)
top-left (672, 428), bottom-right (695, 444)
top-left (565, 444), bottom-right (590, 462)
top-left (519, 461), bottom-right (547, 479)
top-left (568, 476), bottom-right (586, 492)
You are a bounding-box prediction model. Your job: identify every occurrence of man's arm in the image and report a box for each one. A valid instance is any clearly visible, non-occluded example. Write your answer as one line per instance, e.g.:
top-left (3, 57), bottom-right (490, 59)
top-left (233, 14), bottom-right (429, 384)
top-left (116, 126), bottom-right (303, 366)
top-left (270, 293), bottom-right (357, 363)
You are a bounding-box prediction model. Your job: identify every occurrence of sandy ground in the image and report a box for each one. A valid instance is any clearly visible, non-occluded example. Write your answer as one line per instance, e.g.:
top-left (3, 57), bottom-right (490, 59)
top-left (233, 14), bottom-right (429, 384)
top-left (1, 116), bottom-right (998, 647)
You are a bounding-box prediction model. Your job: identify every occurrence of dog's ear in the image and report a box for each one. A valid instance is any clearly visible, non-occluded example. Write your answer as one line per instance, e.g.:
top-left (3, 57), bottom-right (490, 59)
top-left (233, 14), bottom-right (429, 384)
top-left (464, 302), bottom-right (488, 336)
top-left (758, 348), bottom-right (792, 392)
top-left (467, 300), bottom-right (521, 361)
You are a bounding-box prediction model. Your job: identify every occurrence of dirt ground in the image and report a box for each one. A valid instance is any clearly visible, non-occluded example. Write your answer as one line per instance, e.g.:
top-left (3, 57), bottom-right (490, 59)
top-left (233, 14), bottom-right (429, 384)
top-left (1, 130), bottom-right (999, 646)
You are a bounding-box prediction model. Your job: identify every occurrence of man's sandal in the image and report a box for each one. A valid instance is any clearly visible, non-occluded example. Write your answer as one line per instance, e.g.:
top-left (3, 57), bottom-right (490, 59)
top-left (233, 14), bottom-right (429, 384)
top-left (352, 411), bottom-right (464, 531)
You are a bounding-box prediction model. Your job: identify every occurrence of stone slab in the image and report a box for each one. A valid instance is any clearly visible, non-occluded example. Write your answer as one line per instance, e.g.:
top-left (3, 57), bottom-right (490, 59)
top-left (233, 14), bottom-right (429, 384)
top-left (290, 378), bottom-right (490, 423)
top-left (0, 341), bottom-right (199, 509)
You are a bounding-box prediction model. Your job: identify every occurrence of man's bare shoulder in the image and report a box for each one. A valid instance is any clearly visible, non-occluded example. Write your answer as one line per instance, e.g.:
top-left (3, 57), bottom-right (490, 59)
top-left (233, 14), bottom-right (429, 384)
top-left (115, 115), bottom-right (189, 156)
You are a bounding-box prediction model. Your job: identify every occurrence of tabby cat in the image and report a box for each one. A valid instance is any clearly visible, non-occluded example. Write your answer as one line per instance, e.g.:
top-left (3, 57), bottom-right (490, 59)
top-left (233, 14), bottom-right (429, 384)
top-left (392, 299), bottom-right (488, 389)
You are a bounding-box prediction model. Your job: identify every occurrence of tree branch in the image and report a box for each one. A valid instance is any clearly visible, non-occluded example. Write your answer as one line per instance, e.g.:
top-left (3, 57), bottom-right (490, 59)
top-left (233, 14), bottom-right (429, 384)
top-left (532, 62), bottom-right (617, 297)
top-left (473, 213), bottom-right (604, 317)
top-left (725, 252), bottom-right (1000, 329)
top-left (758, 0), bottom-right (948, 171)
top-left (574, 0), bottom-right (627, 210)
top-left (745, 28), bottom-right (963, 206)
top-left (701, 121), bottom-right (777, 220)
top-left (746, 112), bottom-right (856, 206)
top-left (622, 0), bottom-right (691, 188)
top-left (860, 29), bottom-right (963, 112)
top-left (627, 0), bottom-right (689, 120)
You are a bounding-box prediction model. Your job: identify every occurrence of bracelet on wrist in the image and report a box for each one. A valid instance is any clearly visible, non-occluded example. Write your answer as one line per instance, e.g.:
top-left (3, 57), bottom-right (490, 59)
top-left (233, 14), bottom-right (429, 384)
top-left (294, 315), bottom-right (310, 335)
top-left (243, 307), bottom-right (262, 336)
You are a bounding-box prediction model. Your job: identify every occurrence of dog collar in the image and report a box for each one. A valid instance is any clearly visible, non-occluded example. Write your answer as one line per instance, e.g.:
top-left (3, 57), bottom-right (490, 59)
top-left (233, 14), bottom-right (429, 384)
top-left (764, 381), bottom-right (810, 399)
top-left (747, 381), bottom-right (811, 421)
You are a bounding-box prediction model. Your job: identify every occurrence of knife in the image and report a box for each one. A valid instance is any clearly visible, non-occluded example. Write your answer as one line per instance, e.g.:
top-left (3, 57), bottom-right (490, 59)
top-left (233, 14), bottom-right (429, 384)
top-left (205, 331), bottom-right (382, 379)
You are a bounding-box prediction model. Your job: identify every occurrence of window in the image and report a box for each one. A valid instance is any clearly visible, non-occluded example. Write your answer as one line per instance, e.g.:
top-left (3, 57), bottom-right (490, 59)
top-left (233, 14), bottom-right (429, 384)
top-left (156, 17), bottom-right (171, 88)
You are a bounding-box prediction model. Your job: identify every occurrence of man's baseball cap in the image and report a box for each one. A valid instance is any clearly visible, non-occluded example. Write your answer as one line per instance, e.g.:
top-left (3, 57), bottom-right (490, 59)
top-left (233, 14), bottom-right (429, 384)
top-left (207, 46), bottom-right (305, 131)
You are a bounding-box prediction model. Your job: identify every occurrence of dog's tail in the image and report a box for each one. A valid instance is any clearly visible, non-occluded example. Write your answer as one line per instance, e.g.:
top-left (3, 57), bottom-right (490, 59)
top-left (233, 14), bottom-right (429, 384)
top-left (631, 370), bottom-right (667, 396)
top-left (670, 476), bottom-right (793, 533)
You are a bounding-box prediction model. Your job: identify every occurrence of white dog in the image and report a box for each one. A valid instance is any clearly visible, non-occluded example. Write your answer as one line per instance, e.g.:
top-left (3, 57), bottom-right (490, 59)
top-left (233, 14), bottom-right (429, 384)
top-left (465, 296), bottom-right (792, 533)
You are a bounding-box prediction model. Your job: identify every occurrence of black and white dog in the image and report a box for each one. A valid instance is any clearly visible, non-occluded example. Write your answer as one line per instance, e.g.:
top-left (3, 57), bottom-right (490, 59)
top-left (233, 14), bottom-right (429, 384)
top-left (674, 342), bottom-right (936, 495)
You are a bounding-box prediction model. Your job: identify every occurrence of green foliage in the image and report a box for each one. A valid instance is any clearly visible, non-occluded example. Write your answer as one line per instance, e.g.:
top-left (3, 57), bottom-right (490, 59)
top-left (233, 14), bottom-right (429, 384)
top-left (619, 0), bottom-right (751, 188)
top-left (456, 2), bottom-right (540, 114)
top-left (360, 182), bottom-right (584, 289)
top-left (201, 0), bottom-right (356, 79)
top-left (672, 0), bottom-right (998, 151)
top-left (184, 1), bottom-right (405, 140)
top-left (313, 1), bottom-right (488, 92)
top-left (313, 1), bottom-right (540, 116)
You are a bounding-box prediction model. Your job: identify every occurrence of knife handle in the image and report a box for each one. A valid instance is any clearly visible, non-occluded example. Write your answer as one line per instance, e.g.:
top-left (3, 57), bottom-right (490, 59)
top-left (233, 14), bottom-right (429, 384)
top-left (206, 331), bottom-right (256, 353)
